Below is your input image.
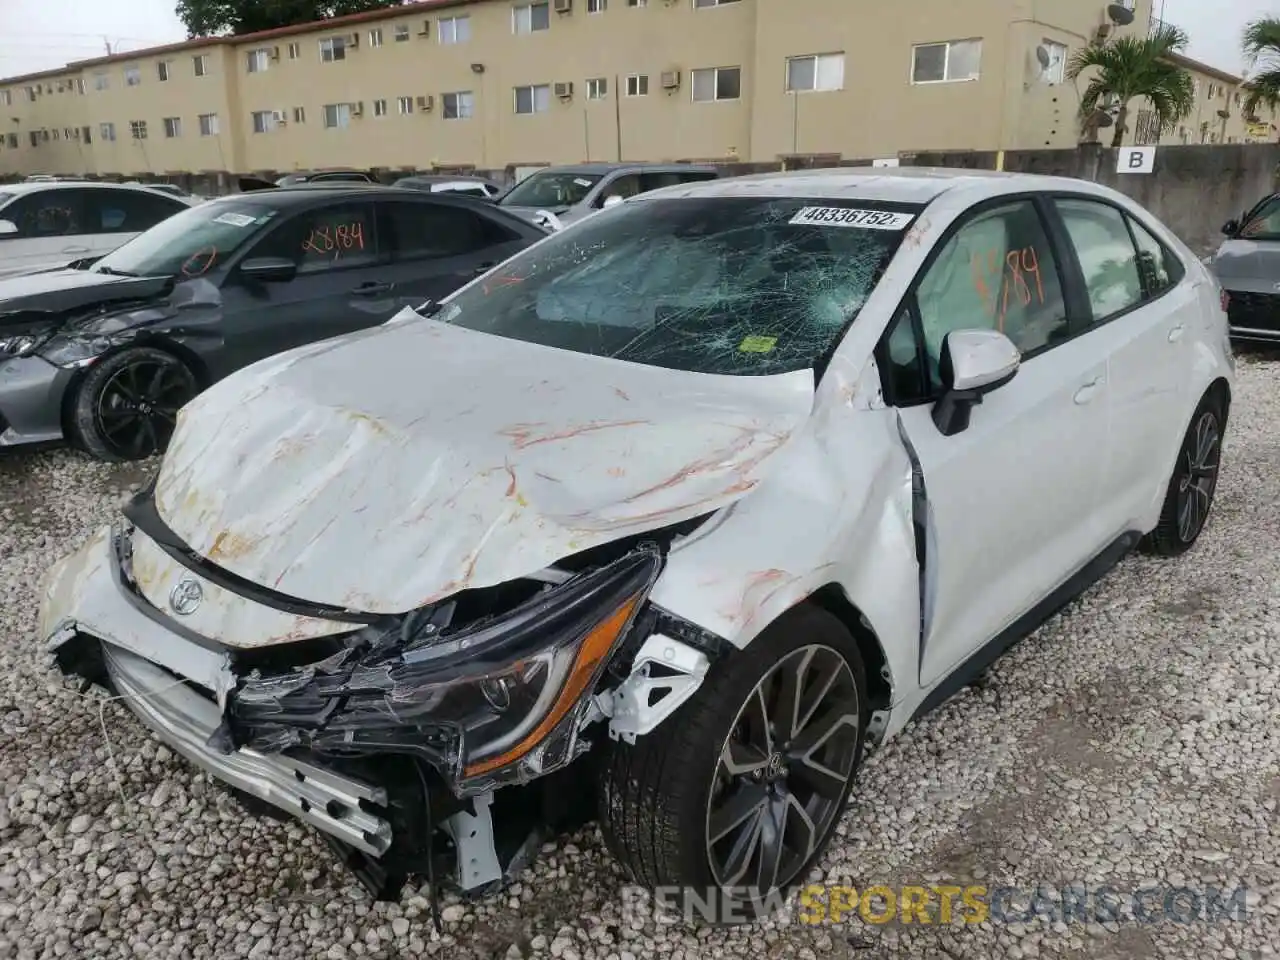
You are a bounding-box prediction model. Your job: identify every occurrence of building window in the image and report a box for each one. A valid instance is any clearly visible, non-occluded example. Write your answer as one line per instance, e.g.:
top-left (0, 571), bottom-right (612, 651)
top-left (9, 133), bottom-right (21, 148)
top-left (194, 54), bottom-right (209, 77)
top-left (398, 95), bottom-right (415, 115)
top-left (130, 120), bottom-right (148, 140)
top-left (587, 0), bottom-right (606, 11)
top-left (252, 111), bottom-right (277, 133)
top-left (395, 24), bottom-right (410, 41)
top-left (125, 67), bottom-right (141, 86)
top-left (0, 91), bottom-right (9, 106)
top-left (628, 0), bottom-right (647, 5)
top-left (694, 0), bottom-right (740, 7)
top-left (626, 74), bottom-right (649, 96)
top-left (288, 42), bottom-right (300, 59)
top-left (442, 90), bottom-right (474, 119)
top-left (158, 61), bottom-right (171, 81)
top-left (1039, 40), bottom-right (1067, 84)
top-left (323, 103), bottom-right (352, 128)
top-left (373, 98), bottom-right (388, 117)
top-left (692, 65), bottom-right (741, 101)
top-left (52, 129), bottom-right (60, 141)
top-left (163, 117), bottom-right (182, 138)
top-left (100, 122), bottom-right (116, 141)
top-left (247, 49), bottom-right (270, 73)
top-left (439, 15), bottom-right (471, 43)
top-left (586, 77), bottom-right (608, 99)
top-left (93, 73), bottom-right (108, 91)
top-left (77, 78), bottom-right (85, 94)
top-left (911, 39), bottom-right (982, 83)
top-left (369, 28), bottom-right (383, 47)
top-left (320, 37), bottom-right (347, 62)
top-left (512, 3), bottom-right (550, 34)
top-left (514, 83), bottom-right (551, 114)
top-left (29, 131), bottom-right (40, 148)
top-left (198, 113), bottom-right (219, 136)
top-left (293, 106), bottom-right (306, 123)
top-left (786, 53), bottom-right (844, 92)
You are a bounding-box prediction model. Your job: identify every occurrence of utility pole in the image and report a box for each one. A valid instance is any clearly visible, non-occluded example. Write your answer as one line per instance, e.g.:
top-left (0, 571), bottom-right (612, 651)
top-left (103, 37), bottom-right (113, 56)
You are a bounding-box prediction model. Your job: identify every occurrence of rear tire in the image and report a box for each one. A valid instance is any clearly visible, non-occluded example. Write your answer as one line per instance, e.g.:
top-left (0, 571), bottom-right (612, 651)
top-left (598, 604), bottom-right (867, 924)
top-left (71, 347), bottom-right (198, 462)
top-left (1140, 393), bottom-right (1225, 557)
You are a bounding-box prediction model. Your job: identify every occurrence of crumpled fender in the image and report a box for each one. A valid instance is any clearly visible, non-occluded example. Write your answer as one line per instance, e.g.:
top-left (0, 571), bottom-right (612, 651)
top-left (647, 352), bottom-right (920, 707)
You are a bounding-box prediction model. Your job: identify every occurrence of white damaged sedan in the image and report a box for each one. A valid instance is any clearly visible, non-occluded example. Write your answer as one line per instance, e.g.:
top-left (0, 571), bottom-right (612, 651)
top-left (39, 169), bottom-right (1233, 919)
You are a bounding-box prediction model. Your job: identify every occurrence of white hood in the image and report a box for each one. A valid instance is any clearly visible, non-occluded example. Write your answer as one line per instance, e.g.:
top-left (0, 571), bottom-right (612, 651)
top-left (154, 314), bottom-right (814, 614)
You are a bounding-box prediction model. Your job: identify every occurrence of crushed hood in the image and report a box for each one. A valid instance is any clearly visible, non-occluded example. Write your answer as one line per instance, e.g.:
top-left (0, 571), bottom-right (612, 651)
top-left (0, 270), bottom-right (173, 321)
top-left (154, 313), bottom-right (814, 614)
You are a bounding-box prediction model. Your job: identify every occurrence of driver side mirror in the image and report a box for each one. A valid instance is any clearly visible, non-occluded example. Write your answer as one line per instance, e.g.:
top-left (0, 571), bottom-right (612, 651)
top-left (932, 329), bottom-right (1020, 437)
top-left (239, 257), bottom-right (297, 284)
top-left (1222, 219), bottom-right (1240, 237)
top-left (601, 194), bottom-right (625, 209)
top-left (0, 219), bottom-right (18, 236)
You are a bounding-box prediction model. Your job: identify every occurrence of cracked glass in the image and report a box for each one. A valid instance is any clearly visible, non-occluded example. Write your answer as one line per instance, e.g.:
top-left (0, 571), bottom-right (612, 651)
top-left (436, 197), bottom-right (916, 375)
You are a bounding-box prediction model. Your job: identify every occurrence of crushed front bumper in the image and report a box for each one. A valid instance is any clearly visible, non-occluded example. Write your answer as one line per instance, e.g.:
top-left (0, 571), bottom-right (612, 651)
top-left (40, 526), bottom-right (394, 858)
top-left (0, 355), bottom-right (73, 447)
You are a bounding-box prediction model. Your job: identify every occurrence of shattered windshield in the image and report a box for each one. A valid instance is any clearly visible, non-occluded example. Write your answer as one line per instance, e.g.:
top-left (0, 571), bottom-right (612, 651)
top-left (438, 196), bottom-right (917, 375)
top-left (499, 171), bottom-right (602, 208)
top-left (92, 201), bottom-right (280, 279)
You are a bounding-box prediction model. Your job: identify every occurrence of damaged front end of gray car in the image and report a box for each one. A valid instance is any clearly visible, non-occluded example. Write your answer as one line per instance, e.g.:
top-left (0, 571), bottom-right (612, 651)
top-left (47, 498), bottom-right (727, 906)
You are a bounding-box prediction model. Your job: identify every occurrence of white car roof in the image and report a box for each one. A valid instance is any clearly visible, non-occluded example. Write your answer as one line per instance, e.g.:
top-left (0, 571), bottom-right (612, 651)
top-left (0, 180), bottom-right (195, 202)
top-left (646, 166), bottom-right (1115, 205)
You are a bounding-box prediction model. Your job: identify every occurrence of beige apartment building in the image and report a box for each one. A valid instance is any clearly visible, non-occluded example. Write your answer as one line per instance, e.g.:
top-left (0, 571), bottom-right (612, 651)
top-left (0, 0), bottom-right (1273, 179)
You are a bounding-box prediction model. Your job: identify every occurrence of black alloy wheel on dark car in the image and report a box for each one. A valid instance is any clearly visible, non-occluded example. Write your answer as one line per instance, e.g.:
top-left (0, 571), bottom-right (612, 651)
top-left (71, 347), bottom-right (199, 462)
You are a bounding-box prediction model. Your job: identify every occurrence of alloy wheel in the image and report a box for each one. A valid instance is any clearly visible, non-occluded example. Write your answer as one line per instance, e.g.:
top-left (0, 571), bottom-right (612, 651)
top-left (705, 644), bottom-right (860, 894)
top-left (94, 357), bottom-right (195, 459)
top-left (1176, 410), bottom-right (1221, 544)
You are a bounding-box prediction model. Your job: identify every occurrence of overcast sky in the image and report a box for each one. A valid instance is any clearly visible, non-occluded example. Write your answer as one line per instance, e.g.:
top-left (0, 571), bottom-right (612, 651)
top-left (0, 0), bottom-right (1272, 79)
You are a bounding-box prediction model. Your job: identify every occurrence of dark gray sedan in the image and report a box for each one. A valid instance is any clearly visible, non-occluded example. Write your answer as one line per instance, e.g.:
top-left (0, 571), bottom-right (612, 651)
top-left (1212, 193), bottom-right (1280, 342)
top-left (0, 185), bottom-right (547, 461)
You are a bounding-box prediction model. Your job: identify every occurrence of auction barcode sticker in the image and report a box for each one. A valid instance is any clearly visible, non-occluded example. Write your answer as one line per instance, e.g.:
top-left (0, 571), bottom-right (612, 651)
top-left (789, 207), bottom-right (913, 230)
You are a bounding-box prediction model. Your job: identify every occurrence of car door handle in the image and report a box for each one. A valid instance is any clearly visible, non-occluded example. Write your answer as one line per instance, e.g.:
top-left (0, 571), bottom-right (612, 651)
top-left (351, 281), bottom-right (393, 296)
top-left (1073, 378), bottom-right (1104, 405)
top-left (1168, 323), bottom-right (1186, 343)
top-left (62, 245), bottom-right (90, 254)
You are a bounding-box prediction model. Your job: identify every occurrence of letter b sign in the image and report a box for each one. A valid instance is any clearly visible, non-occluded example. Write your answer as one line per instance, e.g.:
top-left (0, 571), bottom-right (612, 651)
top-left (1118, 146), bottom-right (1157, 174)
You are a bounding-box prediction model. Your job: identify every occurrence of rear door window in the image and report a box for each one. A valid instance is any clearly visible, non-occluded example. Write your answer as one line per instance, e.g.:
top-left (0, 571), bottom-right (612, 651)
top-left (381, 201), bottom-right (518, 260)
top-left (1054, 198), bottom-right (1144, 321)
top-left (84, 188), bottom-right (187, 235)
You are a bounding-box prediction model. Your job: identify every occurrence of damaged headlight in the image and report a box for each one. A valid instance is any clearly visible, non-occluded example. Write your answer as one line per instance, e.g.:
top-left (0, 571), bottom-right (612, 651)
top-left (0, 324), bottom-right (59, 359)
top-left (220, 545), bottom-right (662, 794)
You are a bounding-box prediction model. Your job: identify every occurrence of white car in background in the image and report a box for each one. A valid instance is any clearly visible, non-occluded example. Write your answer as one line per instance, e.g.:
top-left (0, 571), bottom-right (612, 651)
top-left (0, 181), bottom-right (195, 278)
top-left (40, 169), bottom-right (1232, 920)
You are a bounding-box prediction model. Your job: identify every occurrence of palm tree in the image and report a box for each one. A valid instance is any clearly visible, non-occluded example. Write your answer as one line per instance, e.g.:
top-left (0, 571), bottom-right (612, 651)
top-left (1068, 24), bottom-right (1196, 148)
top-left (1242, 18), bottom-right (1280, 120)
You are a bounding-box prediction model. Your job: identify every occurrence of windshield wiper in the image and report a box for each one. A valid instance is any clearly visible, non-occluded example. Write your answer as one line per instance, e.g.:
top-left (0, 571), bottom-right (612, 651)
top-left (94, 266), bottom-right (138, 278)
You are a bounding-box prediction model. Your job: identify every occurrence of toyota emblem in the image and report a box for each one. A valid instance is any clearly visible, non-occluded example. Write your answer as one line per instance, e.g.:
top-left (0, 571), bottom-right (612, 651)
top-left (169, 578), bottom-right (203, 616)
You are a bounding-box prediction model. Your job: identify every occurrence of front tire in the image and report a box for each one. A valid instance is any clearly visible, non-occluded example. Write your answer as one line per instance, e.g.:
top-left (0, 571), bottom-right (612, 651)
top-left (598, 605), bottom-right (867, 923)
top-left (1141, 393), bottom-right (1225, 557)
top-left (71, 347), bottom-right (198, 462)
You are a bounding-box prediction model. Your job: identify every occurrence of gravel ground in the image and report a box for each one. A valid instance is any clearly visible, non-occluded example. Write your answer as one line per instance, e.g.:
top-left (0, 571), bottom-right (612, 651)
top-left (1, 355), bottom-right (1278, 960)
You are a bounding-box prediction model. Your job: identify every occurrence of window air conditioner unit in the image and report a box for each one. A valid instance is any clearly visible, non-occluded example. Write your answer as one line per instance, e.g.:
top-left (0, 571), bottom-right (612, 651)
top-left (554, 0), bottom-right (572, 12)
top-left (554, 81), bottom-right (574, 99)
top-left (419, 20), bottom-right (430, 35)
top-left (272, 110), bottom-right (287, 124)
top-left (417, 95), bottom-right (434, 111)
top-left (351, 101), bottom-right (364, 116)
top-left (661, 69), bottom-right (681, 90)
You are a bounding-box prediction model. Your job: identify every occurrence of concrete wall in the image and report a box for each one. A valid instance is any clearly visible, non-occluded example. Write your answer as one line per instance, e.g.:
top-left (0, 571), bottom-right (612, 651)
top-left (906, 144), bottom-right (1280, 255)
